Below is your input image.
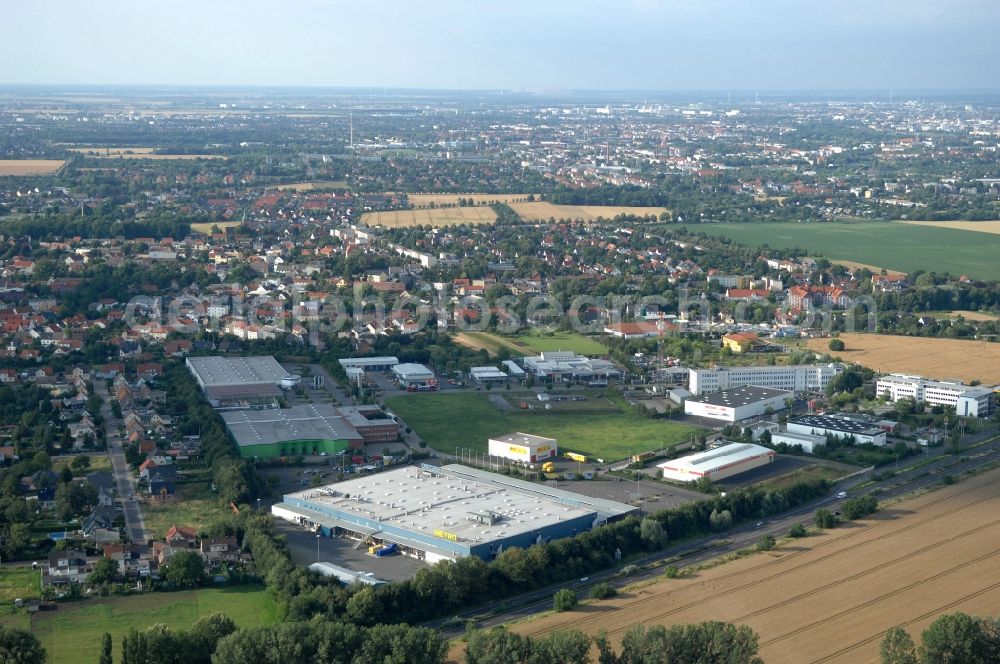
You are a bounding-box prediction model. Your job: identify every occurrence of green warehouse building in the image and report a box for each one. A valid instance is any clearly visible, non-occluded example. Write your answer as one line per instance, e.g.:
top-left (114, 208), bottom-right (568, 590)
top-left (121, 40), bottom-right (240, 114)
top-left (221, 404), bottom-right (364, 459)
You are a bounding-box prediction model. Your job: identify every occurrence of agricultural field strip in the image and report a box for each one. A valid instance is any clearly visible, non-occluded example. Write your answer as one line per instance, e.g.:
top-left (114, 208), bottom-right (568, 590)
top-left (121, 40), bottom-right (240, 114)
top-left (515, 480), bottom-right (1000, 641)
top-left (810, 579), bottom-right (1000, 663)
top-left (688, 222), bottom-right (1000, 280)
top-left (757, 532), bottom-right (1000, 647)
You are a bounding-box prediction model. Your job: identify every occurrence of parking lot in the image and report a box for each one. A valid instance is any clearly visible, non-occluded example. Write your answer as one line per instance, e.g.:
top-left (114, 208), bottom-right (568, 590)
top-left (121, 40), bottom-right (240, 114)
top-left (274, 518), bottom-right (429, 582)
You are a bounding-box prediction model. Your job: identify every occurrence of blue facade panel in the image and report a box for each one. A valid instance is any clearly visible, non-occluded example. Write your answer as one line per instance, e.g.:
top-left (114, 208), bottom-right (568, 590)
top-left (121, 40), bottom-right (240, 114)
top-left (285, 495), bottom-right (596, 561)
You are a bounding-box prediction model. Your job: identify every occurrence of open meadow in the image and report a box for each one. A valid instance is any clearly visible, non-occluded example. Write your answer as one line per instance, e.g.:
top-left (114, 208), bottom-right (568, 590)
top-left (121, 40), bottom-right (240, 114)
top-left (509, 201), bottom-right (669, 222)
top-left (0, 568), bottom-right (42, 604)
top-left (0, 160), bottom-right (65, 176)
top-left (385, 390), bottom-right (702, 460)
top-left (505, 467), bottom-right (1000, 664)
top-left (687, 221), bottom-right (1000, 280)
top-left (805, 334), bottom-right (1000, 384)
top-left (0, 586), bottom-right (276, 664)
top-left (141, 481), bottom-right (234, 538)
top-left (404, 193), bottom-right (534, 207)
top-left (361, 206), bottom-right (497, 228)
top-left (829, 260), bottom-right (906, 276)
top-left (453, 331), bottom-right (607, 357)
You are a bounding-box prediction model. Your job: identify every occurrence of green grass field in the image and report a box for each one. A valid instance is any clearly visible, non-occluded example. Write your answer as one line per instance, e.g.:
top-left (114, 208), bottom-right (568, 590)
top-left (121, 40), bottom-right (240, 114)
top-left (0, 586), bottom-right (276, 664)
top-left (0, 567), bottom-right (42, 603)
top-left (54, 454), bottom-right (112, 479)
top-left (386, 390), bottom-right (703, 461)
top-left (753, 464), bottom-right (852, 492)
top-left (684, 221), bottom-right (1000, 280)
top-left (142, 481), bottom-right (234, 539)
top-left (456, 330), bottom-right (607, 357)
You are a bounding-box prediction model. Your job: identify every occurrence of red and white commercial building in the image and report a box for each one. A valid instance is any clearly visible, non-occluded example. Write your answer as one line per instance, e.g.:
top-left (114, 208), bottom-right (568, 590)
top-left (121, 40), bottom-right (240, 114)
top-left (658, 443), bottom-right (775, 483)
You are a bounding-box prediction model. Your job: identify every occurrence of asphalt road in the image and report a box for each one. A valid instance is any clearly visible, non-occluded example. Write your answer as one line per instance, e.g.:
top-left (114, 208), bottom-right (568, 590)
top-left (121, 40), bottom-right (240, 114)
top-left (429, 433), bottom-right (1000, 638)
top-left (94, 380), bottom-right (148, 543)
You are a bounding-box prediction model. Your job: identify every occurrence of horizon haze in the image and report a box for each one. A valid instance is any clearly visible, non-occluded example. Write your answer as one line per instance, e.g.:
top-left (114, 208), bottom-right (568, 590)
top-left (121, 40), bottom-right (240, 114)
top-left (4, 0), bottom-right (1000, 91)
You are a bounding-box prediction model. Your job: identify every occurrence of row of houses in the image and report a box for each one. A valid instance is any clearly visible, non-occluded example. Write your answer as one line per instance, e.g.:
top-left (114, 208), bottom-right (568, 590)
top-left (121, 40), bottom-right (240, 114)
top-left (46, 525), bottom-right (245, 585)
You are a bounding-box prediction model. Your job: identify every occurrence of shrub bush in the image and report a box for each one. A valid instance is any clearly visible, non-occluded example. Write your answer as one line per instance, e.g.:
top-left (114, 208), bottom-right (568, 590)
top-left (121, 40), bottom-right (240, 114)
top-left (590, 582), bottom-right (615, 600)
top-left (553, 589), bottom-right (578, 612)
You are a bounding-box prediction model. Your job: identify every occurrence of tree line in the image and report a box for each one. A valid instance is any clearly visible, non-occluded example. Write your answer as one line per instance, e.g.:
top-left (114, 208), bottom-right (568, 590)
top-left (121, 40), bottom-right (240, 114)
top-left (160, 364), bottom-right (259, 505)
top-left (238, 477), bottom-right (831, 626)
top-left (881, 612), bottom-right (1000, 664)
top-left (465, 622), bottom-right (763, 664)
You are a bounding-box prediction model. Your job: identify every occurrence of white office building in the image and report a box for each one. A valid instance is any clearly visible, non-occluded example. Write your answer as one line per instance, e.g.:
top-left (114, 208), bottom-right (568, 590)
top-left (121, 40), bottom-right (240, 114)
top-left (771, 430), bottom-right (827, 454)
top-left (876, 374), bottom-right (994, 418)
top-left (787, 414), bottom-right (887, 446)
top-left (683, 386), bottom-right (793, 423)
top-left (689, 363), bottom-right (843, 395)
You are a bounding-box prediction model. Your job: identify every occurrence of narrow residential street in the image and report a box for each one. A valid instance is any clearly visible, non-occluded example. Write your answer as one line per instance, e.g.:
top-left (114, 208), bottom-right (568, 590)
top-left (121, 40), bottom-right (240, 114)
top-left (94, 379), bottom-right (149, 543)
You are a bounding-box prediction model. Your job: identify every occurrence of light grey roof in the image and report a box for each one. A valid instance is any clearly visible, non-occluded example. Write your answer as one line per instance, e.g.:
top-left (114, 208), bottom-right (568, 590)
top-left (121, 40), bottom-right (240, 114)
top-left (688, 385), bottom-right (792, 408)
top-left (205, 383), bottom-right (282, 401)
top-left (391, 363), bottom-right (434, 379)
top-left (187, 356), bottom-right (289, 388)
top-left (284, 464), bottom-right (611, 548)
top-left (222, 404), bottom-right (364, 447)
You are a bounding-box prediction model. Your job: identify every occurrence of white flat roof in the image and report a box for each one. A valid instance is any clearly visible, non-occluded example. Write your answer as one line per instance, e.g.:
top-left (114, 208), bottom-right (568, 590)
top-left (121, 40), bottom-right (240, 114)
top-left (308, 562), bottom-right (386, 585)
top-left (772, 431), bottom-right (825, 444)
top-left (658, 443), bottom-right (773, 474)
top-left (471, 366), bottom-right (508, 379)
top-left (489, 432), bottom-right (557, 448)
top-left (503, 360), bottom-right (525, 376)
top-left (392, 363), bottom-right (434, 378)
top-left (339, 356), bottom-right (399, 368)
top-left (285, 465), bottom-right (597, 545)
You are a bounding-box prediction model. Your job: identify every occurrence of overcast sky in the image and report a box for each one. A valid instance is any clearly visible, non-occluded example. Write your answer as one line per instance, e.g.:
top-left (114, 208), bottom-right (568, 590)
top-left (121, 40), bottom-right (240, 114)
top-left (4, 0), bottom-right (999, 90)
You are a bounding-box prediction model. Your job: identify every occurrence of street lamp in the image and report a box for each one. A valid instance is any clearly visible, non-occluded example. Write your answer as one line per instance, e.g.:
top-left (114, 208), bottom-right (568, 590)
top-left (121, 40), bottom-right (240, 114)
top-left (316, 533), bottom-right (321, 563)
top-left (256, 498), bottom-right (262, 511)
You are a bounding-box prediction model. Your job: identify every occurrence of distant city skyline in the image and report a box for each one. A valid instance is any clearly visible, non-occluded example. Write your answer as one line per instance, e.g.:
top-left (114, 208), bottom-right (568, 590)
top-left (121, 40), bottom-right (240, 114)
top-left (5, 0), bottom-right (1000, 90)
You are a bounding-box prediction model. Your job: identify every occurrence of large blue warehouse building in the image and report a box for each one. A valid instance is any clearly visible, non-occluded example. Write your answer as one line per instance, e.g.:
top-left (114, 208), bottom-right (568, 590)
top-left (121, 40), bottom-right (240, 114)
top-left (272, 464), bottom-right (636, 564)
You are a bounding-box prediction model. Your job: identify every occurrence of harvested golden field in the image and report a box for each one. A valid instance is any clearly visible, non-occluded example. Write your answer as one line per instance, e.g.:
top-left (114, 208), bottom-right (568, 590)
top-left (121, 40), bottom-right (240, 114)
top-left (87, 153), bottom-right (226, 160)
top-left (829, 260), bottom-right (906, 277)
top-left (190, 221), bottom-right (243, 234)
top-left (804, 334), bottom-right (1000, 384)
top-left (947, 310), bottom-right (999, 321)
top-left (507, 468), bottom-right (1000, 664)
top-left (66, 147), bottom-right (156, 156)
top-left (276, 181), bottom-right (348, 191)
top-left (899, 220), bottom-right (1000, 236)
top-left (404, 193), bottom-right (534, 207)
top-left (361, 206), bottom-right (497, 228)
top-left (0, 159), bottom-right (65, 176)
top-left (507, 201), bottom-right (669, 222)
